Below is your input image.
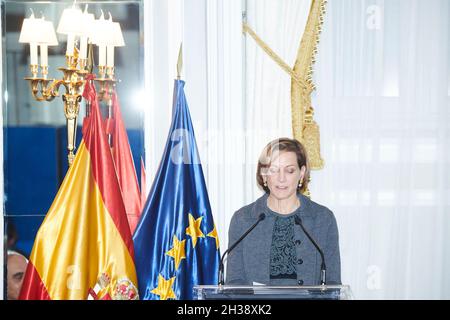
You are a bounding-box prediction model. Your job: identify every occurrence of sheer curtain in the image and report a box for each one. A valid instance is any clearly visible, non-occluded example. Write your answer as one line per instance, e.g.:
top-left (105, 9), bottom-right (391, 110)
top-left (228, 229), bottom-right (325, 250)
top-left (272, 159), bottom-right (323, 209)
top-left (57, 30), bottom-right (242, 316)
top-left (143, 0), bottom-right (246, 251)
top-left (244, 0), bottom-right (312, 204)
top-left (142, 0), bottom-right (449, 299)
top-left (203, 0), bottom-right (245, 252)
top-left (203, 0), bottom-right (313, 260)
top-left (142, 0), bottom-right (312, 264)
top-left (143, 0), bottom-right (184, 185)
top-left (311, 0), bottom-right (450, 299)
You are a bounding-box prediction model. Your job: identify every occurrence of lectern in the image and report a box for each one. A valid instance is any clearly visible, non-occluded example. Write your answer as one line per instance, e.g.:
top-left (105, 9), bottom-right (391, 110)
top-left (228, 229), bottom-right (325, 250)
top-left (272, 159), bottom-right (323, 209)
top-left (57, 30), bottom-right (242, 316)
top-left (193, 285), bottom-right (353, 300)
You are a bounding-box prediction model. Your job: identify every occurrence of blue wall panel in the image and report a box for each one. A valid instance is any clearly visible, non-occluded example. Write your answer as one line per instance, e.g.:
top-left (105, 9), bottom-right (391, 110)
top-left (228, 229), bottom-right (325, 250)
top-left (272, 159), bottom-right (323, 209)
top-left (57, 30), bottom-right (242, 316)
top-left (5, 126), bottom-right (144, 256)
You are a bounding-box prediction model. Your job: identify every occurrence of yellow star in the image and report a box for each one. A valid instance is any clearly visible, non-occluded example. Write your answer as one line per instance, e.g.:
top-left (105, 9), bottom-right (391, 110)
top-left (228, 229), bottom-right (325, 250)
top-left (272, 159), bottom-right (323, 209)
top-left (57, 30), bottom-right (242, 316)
top-left (185, 213), bottom-right (205, 248)
top-left (151, 274), bottom-right (177, 300)
top-left (166, 235), bottom-right (186, 270)
top-left (207, 224), bottom-right (220, 250)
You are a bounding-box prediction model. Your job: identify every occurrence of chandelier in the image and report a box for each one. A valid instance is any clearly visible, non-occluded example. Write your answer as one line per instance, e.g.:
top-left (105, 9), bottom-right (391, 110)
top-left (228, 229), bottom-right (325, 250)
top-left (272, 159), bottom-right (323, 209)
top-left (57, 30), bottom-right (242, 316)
top-left (18, 2), bottom-right (125, 165)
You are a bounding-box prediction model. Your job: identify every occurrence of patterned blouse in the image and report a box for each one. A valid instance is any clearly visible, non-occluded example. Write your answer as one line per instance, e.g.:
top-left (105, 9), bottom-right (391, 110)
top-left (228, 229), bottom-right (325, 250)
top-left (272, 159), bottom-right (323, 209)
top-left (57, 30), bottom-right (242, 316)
top-left (269, 212), bottom-right (298, 283)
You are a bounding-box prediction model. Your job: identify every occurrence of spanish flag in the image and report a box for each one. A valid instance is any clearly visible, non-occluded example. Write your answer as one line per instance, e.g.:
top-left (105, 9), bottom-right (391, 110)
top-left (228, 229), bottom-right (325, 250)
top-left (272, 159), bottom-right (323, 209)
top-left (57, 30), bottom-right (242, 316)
top-left (19, 77), bottom-right (138, 300)
top-left (109, 91), bottom-right (142, 234)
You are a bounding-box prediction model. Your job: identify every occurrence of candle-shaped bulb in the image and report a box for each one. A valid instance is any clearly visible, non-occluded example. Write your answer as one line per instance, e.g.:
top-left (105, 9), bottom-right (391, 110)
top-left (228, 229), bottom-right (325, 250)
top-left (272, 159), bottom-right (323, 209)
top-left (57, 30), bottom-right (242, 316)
top-left (40, 44), bottom-right (48, 66)
top-left (99, 45), bottom-right (106, 67)
top-left (30, 43), bottom-right (38, 65)
top-left (79, 4), bottom-right (94, 59)
top-left (80, 36), bottom-right (88, 59)
top-left (66, 33), bottom-right (75, 56)
top-left (107, 45), bottom-right (114, 67)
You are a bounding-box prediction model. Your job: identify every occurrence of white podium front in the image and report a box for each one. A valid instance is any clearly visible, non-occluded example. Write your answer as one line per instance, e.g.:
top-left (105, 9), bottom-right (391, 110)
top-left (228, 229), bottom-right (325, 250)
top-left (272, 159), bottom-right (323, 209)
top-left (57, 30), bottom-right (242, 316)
top-left (193, 285), bottom-right (354, 300)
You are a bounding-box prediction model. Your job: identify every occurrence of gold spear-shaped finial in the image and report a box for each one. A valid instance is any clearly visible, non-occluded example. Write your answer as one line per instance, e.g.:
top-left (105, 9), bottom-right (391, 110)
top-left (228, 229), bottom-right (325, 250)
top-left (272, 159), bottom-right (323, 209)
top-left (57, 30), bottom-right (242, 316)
top-left (176, 43), bottom-right (183, 79)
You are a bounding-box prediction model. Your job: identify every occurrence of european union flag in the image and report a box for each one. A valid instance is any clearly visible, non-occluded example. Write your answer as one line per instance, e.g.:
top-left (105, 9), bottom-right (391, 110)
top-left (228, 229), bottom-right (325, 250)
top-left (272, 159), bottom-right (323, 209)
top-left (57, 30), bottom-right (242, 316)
top-left (133, 80), bottom-right (220, 300)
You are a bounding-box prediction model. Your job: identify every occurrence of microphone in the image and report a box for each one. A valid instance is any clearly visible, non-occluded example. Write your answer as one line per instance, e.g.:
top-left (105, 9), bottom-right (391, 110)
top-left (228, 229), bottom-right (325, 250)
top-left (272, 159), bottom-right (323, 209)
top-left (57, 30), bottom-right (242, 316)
top-left (218, 213), bottom-right (266, 285)
top-left (294, 215), bottom-right (327, 286)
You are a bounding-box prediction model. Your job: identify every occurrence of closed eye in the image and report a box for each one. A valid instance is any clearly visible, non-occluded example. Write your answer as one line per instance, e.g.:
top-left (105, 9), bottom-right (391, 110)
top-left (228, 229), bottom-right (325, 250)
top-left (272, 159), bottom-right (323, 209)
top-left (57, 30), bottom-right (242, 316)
top-left (269, 167), bottom-right (279, 173)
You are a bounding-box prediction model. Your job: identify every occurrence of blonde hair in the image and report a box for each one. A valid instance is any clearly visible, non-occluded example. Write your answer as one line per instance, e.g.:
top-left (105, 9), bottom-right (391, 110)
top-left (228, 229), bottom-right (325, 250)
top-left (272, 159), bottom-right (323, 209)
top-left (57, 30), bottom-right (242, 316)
top-left (256, 138), bottom-right (310, 193)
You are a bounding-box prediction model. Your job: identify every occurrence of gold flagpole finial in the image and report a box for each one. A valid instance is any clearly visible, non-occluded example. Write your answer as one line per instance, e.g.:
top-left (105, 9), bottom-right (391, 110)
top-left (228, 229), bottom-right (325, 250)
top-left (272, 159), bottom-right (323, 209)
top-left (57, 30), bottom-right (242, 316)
top-left (177, 43), bottom-right (183, 80)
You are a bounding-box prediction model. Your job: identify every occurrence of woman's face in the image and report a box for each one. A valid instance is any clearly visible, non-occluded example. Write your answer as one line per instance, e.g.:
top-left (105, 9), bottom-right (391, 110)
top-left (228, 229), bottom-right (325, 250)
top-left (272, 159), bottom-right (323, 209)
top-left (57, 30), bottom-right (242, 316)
top-left (263, 151), bottom-right (306, 200)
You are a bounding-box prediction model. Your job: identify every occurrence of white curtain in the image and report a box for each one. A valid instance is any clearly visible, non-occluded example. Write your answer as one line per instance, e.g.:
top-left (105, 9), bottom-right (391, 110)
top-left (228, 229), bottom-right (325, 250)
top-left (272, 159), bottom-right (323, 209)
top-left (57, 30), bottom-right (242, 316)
top-left (143, 0), bottom-right (245, 252)
top-left (203, 0), bottom-right (246, 253)
top-left (143, 0), bottom-right (450, 299)
top-left (311, 0), bottom-right (450, 299)
top-left (244, 0), bottom-right (312, 204)
top-left (144, 0), bottom-right (311, 266)
top-left (143, 0), bottom-right (185, 185)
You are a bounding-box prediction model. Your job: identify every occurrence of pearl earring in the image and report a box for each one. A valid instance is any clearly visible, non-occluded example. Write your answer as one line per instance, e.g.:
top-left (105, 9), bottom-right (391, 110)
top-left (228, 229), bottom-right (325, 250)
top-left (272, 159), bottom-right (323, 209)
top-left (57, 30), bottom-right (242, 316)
top-left (264, 181), bottom-right (268, 187)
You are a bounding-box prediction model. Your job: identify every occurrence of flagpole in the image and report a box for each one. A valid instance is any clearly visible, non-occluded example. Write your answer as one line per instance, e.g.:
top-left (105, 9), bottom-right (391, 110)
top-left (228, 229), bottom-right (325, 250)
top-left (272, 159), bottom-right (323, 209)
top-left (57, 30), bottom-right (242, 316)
top-left (85, 43), bottom-right (94, 117)
top-left (107, 85), bottom-right (114, 146)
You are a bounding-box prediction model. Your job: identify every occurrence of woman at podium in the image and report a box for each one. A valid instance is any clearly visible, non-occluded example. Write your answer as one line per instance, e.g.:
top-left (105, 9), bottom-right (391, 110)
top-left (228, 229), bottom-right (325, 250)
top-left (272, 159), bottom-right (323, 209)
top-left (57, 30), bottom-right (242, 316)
top-left (226, 138), bottom-right (341, 286)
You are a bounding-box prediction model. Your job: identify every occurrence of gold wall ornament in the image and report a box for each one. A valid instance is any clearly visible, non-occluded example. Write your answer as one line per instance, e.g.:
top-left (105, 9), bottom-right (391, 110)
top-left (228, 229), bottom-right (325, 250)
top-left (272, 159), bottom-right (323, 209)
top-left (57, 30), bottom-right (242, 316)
top-left (24, 48), bottom-right (88, 166)
top-left (19, 6), bottom-right (126, 166)
top-left (63, 93), bottom-right (82, 164)
top-left (95, 66), bottom-right (117, 101)
top-left (243, 0), bottom-right (328, 197)
top-left (94, 67), bottom-right (117, 147)
top-left (242, 2), bottom-right (327, 170)
top-left (242, 22), bottom-right (308, 90)
top-left (291, 0), bottom-right (327, 170)
top-left (177, 43), bottom-right (183, 79)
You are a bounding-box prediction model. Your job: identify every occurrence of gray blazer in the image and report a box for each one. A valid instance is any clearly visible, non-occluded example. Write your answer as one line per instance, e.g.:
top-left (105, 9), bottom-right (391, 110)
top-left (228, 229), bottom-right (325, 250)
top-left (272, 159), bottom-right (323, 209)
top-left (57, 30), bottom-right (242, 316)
top-left (226, 193), bottom-right (341, 286)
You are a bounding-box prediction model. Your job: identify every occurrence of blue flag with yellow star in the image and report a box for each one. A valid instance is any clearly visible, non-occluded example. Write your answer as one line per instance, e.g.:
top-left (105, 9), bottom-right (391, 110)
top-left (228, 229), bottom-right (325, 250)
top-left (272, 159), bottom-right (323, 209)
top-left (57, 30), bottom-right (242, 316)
top-left (133, 80), bottom-right (220, 300)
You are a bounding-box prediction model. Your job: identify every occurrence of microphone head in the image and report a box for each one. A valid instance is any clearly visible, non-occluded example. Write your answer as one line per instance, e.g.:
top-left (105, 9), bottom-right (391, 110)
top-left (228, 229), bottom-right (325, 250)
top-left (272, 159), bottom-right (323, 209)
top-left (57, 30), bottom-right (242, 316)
top-left (258, 213), bottom-right (266, 221)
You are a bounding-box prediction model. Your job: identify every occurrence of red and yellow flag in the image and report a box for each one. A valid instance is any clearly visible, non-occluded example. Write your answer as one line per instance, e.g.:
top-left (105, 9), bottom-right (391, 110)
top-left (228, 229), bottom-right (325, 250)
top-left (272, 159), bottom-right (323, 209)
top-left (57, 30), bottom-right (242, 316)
top-left (19, 77), bottom-right (138, 300)
top-left (110, 92), bottom-right (142, 234)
